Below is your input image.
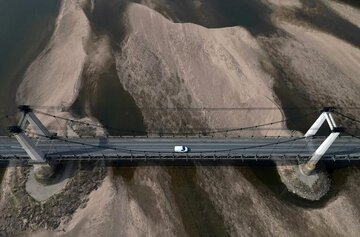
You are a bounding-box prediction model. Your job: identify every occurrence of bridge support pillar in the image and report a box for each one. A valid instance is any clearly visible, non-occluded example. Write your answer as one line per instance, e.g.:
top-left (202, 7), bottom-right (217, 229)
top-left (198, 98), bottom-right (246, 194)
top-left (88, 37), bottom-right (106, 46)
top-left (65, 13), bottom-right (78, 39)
top-left (33, 164), bottom-right (55, 183)
top-left (10, 106), bottom-right (57, 182)
top-left (17, 105), bottom-right (56, 138)
top-left (301, 128), bottom-right (343, 175)
top-left (301, 107), bottom-right (344, 176)
top-left (9, 126), bottom-right (55, 182)
top-left (9, 126), bottom-right (46, 163)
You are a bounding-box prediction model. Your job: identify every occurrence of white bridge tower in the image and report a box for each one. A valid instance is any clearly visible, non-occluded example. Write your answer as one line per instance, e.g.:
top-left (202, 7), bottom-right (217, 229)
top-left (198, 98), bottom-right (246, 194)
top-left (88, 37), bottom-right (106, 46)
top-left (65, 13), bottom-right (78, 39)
top-left (301, 107), bottom-right (345, 175)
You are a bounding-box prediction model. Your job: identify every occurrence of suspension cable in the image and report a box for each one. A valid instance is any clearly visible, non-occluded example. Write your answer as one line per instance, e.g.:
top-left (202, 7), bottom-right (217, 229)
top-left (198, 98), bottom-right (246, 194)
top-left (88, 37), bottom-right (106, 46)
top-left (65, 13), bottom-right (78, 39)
top-left (334, 111), bottom-right (360, 124)
top-left (33, 109), bottom-right (318, 135)
top-left (26, 105), bottom-right (360, 110)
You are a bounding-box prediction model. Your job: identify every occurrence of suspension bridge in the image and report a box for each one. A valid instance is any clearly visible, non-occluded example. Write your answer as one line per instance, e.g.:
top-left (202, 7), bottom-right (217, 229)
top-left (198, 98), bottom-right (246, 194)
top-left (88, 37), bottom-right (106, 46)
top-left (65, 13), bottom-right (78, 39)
top-left (0, 105), bottom-right (359, 176)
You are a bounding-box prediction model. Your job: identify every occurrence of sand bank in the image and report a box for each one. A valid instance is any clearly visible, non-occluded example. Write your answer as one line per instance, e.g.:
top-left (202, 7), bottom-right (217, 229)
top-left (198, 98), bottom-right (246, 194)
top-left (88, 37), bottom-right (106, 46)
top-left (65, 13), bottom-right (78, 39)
top-left (116, 3), bottom-right (287, 137)
top-left (16, 0), bottom-right (90, 108)
top-left (31, 167), bottom-right (187, 237)
top-left (197, 166), bottom-right (360, 236)
top-left (277, 22), bottom-right (360, 110)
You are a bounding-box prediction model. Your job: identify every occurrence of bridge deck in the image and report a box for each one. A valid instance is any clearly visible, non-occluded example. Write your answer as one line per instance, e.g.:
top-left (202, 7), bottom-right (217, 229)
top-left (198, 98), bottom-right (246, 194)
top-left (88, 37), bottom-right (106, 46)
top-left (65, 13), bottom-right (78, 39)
top-left (0, 136), bottom-right (359, 162)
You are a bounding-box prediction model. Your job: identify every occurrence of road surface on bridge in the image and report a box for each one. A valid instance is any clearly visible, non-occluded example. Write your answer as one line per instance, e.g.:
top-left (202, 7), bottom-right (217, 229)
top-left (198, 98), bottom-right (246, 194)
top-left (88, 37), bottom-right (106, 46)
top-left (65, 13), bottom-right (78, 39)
top-left (0, 136), bottom-right (359, 162)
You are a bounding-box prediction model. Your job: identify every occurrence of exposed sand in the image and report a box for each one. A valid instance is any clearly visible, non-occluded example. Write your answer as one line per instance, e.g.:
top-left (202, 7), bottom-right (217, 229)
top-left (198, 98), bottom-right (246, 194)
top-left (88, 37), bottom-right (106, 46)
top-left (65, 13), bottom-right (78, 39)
top-left (31, 168), bottom-right (187, 237)
top-left (197, 166), bottom-right (360, 237)
top-left (15, 0), bottom-right (109, 137)
top-left (17, 2), bottom-right (290, 236)
top-left (16, 0), bottom-right (90, 108)
top-left (0, 165), bottom-right (21, 208)
top-left (276, 22), bottom-right (360, 110)
top-left (116, 3), bottom-right (287, 137)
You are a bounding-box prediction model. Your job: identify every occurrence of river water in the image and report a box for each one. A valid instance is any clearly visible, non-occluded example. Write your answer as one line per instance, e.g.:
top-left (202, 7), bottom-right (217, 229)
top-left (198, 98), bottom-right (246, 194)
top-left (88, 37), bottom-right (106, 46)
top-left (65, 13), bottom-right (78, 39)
top-left (0, 0), bottom-right (59, 134)
top-left (338, 0), bottom-right (360, 8)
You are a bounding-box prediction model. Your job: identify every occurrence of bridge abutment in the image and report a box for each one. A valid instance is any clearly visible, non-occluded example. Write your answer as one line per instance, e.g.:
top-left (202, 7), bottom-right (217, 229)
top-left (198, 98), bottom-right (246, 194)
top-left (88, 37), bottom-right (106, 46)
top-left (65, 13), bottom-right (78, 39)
top-left (277, 161), bottom-right (331, 200)
top-left (33, 164), bottom-right (55, 183)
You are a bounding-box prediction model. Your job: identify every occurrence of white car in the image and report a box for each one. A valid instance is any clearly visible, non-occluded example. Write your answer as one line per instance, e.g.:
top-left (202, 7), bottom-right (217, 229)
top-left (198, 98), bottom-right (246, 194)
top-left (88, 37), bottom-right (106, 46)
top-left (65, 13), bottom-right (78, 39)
top-left (174, 146), bottom-right (189, 153)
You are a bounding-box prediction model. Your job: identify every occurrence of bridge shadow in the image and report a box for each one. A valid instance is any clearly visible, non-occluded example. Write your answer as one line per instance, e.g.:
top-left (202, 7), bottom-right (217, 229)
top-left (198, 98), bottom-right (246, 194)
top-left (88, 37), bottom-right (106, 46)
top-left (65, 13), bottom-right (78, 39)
top-left (327, 147), bottom-right (360, 156)
top-left (57, 159), bottom-right (360, 167)
top-left (0, 159), bottom-right (357, 209)
top-left (42, 161), bottom-right (77, 185)
top-left (80, 160), bottom-right (359, 209)
top-left (47, 136), bottom-right (110, 157)
top-left (1, 159), bottom-right (359, 168)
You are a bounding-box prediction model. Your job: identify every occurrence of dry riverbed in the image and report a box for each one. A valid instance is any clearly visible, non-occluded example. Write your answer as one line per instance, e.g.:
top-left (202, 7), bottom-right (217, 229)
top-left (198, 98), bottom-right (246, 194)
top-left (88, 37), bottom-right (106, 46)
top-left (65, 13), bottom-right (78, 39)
top-left (0, 0), bottom-right (360, 236)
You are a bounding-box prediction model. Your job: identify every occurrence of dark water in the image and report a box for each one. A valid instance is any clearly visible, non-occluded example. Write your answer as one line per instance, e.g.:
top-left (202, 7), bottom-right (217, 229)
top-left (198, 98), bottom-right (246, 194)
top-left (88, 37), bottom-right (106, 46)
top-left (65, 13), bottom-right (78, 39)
top-left (0, 168), bottom-right (4, 181)
top-left (71, 64), bottom-right (146, 136)
top-left (85, 0), bottom-right (128, 45)
top-left (271, 60), bottom-right (321, 134)
top-left (298, 0), bottom-right (360, 47)
top-left (0, 0), bottom-right (59, 134)
top-left (71, 0), bottom-right (146, 136)
top-left (337, 0), bottom-right (360, 8)
top-left (168, 167), bottom-right (230, 237)
top-left (135, 0), bottom-right (275, 35)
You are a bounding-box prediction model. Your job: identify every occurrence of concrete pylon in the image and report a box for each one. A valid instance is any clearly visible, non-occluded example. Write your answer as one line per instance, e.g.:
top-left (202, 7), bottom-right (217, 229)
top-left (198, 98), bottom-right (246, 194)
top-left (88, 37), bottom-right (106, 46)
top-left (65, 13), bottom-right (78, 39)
top-left (9, 126), bottom-right (46, 162)
top-left (33, 164), bottom-right (55, 184)
top-left (304, 107), bottom-right (337, 138)
top-left (9, 126), bottom-right (55, 182)
top-left (9, 105), bottom-right (56, 182)
top-left (18, 105), bottom-right (56, 138)
top-left (301, 107), bottom-right (344, 176)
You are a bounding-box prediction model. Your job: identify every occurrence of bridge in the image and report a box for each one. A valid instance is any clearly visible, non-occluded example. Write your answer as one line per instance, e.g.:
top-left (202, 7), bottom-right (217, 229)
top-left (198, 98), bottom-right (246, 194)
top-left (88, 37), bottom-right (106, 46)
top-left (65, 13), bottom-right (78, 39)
top-left (0, 136), bottom-right (359, 161)
top-left (0, 105), bottom-right (359, 176)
